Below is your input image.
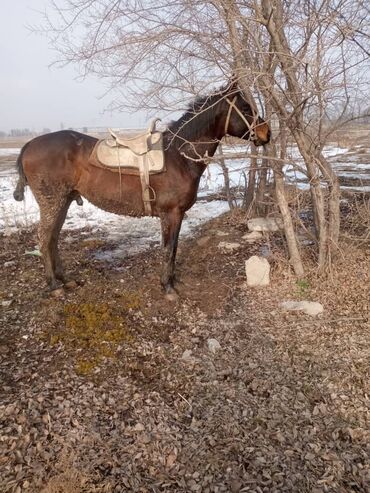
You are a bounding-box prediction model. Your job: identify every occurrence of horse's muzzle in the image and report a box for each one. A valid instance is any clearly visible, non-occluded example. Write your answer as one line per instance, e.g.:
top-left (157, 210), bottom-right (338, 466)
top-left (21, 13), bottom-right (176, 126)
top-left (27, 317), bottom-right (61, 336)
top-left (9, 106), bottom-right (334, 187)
top-left (254, 121), bottom-right (271, 146)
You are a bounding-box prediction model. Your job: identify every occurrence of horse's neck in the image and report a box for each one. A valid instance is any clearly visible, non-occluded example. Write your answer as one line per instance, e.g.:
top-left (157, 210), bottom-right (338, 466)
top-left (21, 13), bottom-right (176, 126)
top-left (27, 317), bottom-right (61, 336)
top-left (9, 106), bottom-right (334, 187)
top-left (167, 100), bottom-right (227, 175)
top-left (175, 113), bottom-right (224, 156)
top-left (173, 137), bottom-right (219, 179)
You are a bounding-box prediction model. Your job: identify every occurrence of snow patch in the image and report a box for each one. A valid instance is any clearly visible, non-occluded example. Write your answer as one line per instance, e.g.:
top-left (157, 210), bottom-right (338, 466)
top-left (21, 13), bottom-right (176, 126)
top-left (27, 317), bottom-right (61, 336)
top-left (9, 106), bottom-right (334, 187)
top-left (0, 173), bottom-right (230, 259)
top-left (0, 148), bottom-right (21, 157)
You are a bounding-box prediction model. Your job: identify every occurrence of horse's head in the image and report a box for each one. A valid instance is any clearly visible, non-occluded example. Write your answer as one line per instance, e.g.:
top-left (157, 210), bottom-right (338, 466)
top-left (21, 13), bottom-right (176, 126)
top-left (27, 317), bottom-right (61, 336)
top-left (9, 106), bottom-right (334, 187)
top-left (223, 87), bottom-right (271, 146)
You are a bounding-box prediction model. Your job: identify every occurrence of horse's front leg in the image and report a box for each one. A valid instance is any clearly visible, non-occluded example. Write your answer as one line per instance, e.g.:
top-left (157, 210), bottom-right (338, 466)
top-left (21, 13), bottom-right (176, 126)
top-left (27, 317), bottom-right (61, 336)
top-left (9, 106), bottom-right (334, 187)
top-left (160, 208), bottom-right (184, 299)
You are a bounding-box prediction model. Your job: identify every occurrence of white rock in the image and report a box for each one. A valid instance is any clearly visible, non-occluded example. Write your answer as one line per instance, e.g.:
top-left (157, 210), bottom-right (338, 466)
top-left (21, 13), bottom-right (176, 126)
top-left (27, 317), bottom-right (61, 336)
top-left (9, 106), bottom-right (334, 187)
top-left (4, 261), bottom-right (16, 267)
top-left (1, 300), bottom-right (14, 307)
top-left (242, 231), bottom-right (263, 242)
top-left (181, 349), bottom-right (194, 362)
top-left (207, 338), bottom-right (221, 354)
top-left (245, 256), bottom-right (270, 286)
top-left (215, 230), bottom-right (229, 236)
top-left (25, 249), bottom-right (42, 257)
top-left (218, 241), bottom-right (240, 252)
top-left (281, 300), bottom-right (324, 316)
top-left (247, 217), bottom-right (283, 232)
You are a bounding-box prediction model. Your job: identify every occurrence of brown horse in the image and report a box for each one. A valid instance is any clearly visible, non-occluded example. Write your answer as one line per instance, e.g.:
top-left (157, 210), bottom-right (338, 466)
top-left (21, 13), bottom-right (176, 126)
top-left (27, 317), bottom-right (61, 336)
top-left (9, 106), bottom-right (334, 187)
top-left (13, 82), bottom-right (270, 298)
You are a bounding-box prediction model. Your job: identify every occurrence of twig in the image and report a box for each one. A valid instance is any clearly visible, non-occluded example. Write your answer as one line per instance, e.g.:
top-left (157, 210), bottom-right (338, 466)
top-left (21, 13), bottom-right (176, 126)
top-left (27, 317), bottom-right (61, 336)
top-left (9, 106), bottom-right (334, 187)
top-left (286, 316), bottom-right (368, 327)
top-left (177, 392), bottom-right (192, 407)
top-left (181, 150), bottom-right (307, 172)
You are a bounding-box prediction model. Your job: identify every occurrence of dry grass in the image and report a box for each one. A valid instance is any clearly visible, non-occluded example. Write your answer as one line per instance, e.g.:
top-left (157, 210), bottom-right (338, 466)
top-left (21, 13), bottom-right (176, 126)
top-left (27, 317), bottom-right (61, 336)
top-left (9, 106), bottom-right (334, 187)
top-left (340, 192), bottom-right (370, 244)
top-left (0, 204), bottom-right (369, 493)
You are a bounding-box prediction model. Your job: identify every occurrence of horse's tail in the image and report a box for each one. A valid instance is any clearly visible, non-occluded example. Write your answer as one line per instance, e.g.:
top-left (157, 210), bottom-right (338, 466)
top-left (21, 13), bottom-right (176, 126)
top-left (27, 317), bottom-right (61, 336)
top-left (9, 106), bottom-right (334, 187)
top-left (13, 144), bottom-right (29, 201)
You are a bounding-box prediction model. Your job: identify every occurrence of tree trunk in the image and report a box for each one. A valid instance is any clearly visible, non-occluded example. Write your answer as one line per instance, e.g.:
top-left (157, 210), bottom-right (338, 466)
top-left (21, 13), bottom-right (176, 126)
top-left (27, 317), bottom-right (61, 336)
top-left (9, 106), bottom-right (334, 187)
top-left (292, 131), bottom-right (331, 270)
top-left (217, 145), bottom-right (234, 210)
top-left (244, 143), bottom-right (258, 212)
top-left (274, 168), bottom-right (304, 277)
top-left (317, 153), bottom-right (341, 261)
top-left (255, 147), bottom-right (269, 216)
top-left (266, 137), bottom-right (305, 277)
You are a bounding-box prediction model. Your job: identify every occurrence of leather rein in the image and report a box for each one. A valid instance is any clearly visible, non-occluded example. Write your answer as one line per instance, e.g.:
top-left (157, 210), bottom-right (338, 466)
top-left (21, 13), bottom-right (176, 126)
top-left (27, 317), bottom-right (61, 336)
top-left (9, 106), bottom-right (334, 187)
top-left (224, 96), bottom-right (258, 141)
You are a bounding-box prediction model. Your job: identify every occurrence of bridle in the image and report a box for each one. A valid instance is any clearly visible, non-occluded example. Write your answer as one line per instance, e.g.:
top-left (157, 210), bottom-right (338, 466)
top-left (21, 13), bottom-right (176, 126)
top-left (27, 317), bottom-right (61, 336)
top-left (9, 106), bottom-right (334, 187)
top-left (224, 96), bottom-right (259, 141)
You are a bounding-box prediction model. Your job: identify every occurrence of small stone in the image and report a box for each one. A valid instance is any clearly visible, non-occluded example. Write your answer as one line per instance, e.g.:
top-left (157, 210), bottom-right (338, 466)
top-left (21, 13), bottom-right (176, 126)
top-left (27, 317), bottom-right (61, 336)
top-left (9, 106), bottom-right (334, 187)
top-left (242, 231), bottom-right (263, 242)
top-left (207, 338), bottom-right (221, 353)
top-left (50, 288), bottom-right (65, 298)
top-left (4, 261), bottom-right (16, 267)
top-left (245, 256), bottom-right (270, 286)
top-left (218, 242), bottom-right (240, 252)
top-left (24, 249), bottom-right (42, 257)
top-left (247, 217), bottom-right (283, 232)
top-left (1, 300), bottom-right (14, 307)
top-left (196, 236), bottom-right (211, 247)
top-left (281, 300), bottom-right (324, 316)
top-left (133, 423), bottom-right (145, 431)
top-left (64, 280), bottom-right (78, 289)
top-left (260, 244), bottom-right (272, 257)
top-left (215, 230), bottom-right (229, 236)
top-left (181, 349), bottom-right (194, 362)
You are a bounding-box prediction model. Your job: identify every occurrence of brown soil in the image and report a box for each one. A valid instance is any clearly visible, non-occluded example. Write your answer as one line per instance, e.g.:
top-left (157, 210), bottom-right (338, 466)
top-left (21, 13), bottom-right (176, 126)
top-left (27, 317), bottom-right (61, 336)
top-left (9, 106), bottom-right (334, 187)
top-left (0, 209), bottom-right (369, 493)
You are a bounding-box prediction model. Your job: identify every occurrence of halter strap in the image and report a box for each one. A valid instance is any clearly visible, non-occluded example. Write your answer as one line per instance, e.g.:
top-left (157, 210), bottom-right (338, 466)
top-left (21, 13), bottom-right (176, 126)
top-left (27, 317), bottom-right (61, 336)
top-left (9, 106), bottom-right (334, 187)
top-left (225, 97), bottom-right (258, 140)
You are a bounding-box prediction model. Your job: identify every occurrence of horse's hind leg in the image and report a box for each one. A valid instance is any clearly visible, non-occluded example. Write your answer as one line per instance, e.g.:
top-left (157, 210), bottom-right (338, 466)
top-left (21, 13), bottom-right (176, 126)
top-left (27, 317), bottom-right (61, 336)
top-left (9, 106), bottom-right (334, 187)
top-left (37, 194), bottom-right (73, 291)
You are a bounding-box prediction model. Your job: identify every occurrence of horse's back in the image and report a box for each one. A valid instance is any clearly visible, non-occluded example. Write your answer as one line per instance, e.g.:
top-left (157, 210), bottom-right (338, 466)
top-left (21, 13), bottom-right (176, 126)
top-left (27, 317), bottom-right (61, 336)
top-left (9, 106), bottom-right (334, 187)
top-left (23, 130), bottom-right (95, 161)
top-left (22, 131), bottom-right (96, 189)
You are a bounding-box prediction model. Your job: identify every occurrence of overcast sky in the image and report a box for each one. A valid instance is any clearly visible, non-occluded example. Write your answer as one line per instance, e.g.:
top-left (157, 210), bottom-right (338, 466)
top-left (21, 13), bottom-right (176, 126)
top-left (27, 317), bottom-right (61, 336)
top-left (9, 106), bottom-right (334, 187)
top-left (0, 0), bottom-right (146, 133)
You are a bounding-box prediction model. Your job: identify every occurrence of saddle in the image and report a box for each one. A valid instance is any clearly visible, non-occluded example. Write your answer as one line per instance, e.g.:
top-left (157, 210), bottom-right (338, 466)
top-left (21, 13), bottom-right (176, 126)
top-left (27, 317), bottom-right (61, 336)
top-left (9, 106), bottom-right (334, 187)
top-left (89, 119), bottom-right (165, 215)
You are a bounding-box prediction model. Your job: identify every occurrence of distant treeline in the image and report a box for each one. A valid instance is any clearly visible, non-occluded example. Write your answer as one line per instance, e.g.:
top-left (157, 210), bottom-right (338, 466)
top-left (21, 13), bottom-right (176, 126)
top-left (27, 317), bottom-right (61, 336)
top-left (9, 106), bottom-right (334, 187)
top-left (0, 128), bottom-right (51, 138)
top-left (0, 126), bottom-right (141, 139)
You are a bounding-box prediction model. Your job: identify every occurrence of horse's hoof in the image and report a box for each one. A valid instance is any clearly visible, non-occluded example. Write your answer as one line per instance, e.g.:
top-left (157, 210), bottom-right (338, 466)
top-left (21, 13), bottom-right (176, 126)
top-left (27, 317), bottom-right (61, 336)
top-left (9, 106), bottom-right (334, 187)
top-left (50, 287), bottom-right (65, 299)
top-left (64, 280), bottom-right (78, 289)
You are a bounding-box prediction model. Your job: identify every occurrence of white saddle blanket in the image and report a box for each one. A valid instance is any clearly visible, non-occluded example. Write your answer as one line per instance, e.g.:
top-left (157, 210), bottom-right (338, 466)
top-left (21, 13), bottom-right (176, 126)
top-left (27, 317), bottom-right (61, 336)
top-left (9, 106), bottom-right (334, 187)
top-left (94, 131), bottom-right (164, 174)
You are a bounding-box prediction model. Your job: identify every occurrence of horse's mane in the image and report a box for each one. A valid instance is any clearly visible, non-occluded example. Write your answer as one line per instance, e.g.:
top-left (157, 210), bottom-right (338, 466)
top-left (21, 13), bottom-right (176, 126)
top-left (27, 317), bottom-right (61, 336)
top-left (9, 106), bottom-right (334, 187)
top-left (167, 85), bottom-right (233, 143)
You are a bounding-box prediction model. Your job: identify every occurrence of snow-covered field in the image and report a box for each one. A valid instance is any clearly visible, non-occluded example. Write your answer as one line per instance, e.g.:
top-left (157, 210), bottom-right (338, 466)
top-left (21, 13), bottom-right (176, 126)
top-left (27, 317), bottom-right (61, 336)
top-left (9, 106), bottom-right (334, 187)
top-left (0, 172), bottom-right (230, 257)
top-left (0, 143), bottom-right (369, 257)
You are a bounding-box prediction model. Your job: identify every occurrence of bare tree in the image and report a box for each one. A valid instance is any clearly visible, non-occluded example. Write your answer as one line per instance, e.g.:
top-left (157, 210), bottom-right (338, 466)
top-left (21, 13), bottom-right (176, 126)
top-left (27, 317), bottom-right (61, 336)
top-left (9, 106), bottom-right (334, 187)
top-left (43, 0), bottom-right (370, 274)
top-left (216, 0), bottom-right (369, 270)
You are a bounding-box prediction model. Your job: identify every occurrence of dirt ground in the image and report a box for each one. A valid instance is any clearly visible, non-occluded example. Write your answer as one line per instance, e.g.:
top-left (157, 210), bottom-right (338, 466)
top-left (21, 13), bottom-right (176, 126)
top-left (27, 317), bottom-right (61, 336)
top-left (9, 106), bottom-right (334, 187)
top-left (0, 205), bottom-right (369, 493)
